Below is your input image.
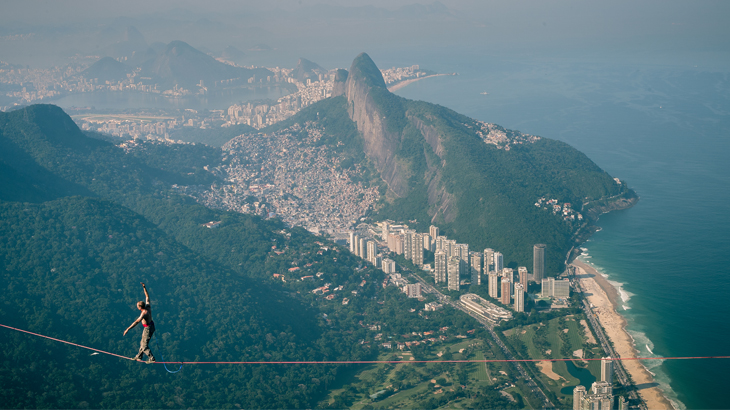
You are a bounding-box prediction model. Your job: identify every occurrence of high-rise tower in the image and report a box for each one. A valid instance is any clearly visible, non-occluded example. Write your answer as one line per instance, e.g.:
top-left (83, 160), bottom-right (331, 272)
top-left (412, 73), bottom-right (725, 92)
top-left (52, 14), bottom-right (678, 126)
top-left (470, 252), bottom-right (482, 285)
top-left (359, 238), bottom-right (368, 260)
top-left (483, 248), bottom-right (494, 274)
top-left (500, 278), bottom-right (511, 305)
top-left (448, 256), bottom-right (461, 291)
top-left (533, 244), bottom-right (546, 282)
top-left (494, 252), bottom-right (504, 273)
top-left (429, 225), bottom-right (439, 240)
top-left (601, 357), bottom-right (613, 385)
top-left (573, 386), bottom-right (586, 410)
top-left (488, 272), bottom-right (499, 299)
top-left (404, 230), bottom-right (415, 260)
top-left (412, 233), bottom-right (424, 267)
top-left (518, 266), bottom-right (529, 292)
top-left (514, 283), bottom-right (525, 312)
top-left (367, 241), bottom-right (378, 265)
top-left (434, 250), bottom-right (447, 284)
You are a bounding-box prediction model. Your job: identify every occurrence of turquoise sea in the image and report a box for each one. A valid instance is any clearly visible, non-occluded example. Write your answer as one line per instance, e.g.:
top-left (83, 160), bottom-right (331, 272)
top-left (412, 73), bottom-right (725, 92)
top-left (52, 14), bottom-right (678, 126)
top-left (387, 50), bottom-right (730, 409)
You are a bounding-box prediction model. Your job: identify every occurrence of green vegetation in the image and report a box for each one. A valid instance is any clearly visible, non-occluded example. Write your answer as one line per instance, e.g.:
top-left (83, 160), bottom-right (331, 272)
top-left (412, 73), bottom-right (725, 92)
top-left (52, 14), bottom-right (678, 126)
top-left (0, 105), bottom-right (393, 407)
top-left (0, 104), bottom-right (548, 408)
top-left (500, 314), bottom-right (604, 407)
top-left (318, 339), bottom-right (516, 409)
top-left (0, 93), bottom-right (631, 408)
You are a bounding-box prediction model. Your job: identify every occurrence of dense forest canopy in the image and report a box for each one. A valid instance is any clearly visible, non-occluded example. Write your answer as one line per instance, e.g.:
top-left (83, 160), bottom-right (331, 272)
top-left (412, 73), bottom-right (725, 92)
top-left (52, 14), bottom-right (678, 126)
top-left (0, 105), bottom-right (488, 408)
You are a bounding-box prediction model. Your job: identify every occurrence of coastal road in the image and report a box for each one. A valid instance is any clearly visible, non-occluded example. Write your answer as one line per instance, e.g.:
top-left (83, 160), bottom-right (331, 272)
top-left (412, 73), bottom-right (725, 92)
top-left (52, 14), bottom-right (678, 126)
top-left (575, 281), bottom-right (647, 410)
top-left (409, 271), bottom-right (556, 409)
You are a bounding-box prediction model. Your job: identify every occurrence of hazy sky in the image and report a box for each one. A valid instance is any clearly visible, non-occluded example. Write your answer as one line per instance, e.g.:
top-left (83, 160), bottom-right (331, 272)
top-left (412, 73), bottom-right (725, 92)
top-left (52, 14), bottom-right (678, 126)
top-left (1, 0), bottom-right (728, 68)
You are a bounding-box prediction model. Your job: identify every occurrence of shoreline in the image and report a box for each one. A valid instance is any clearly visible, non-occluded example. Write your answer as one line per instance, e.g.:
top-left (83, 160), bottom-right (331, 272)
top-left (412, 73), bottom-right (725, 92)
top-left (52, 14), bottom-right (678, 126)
top-left (572, 259), bottom-right (674, 410)
top-left (387, 73), bottom-right (453, 92)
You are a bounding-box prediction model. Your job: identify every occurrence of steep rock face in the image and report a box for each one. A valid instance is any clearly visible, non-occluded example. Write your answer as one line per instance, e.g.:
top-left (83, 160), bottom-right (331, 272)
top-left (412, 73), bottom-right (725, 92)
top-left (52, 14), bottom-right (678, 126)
top-left (344, 53), bottom-right (454, 220)
top-left (345, 53), bottom-right (409, 198)
top-left (410, 115), bottom-right (445, 158)
top-left (344, 53), bottom-right (455, 219)
top-left (331, 69), bottom-right (348, 97)
top-left (409, 114), bottom-right (457, 222)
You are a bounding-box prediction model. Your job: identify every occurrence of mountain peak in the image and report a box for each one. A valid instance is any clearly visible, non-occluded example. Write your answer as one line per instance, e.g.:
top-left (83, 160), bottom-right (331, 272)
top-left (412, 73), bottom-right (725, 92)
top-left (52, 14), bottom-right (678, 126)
top-left (164, 40), bottom-right (200, 56)
top-left (293, 58), bottom-right (326, 82)
top-left (347, 53), bottom-right (386, 90)
top-left (122, 25), bottom-right (146, 45)
top-left (82, 57), bottom-right (131, 83)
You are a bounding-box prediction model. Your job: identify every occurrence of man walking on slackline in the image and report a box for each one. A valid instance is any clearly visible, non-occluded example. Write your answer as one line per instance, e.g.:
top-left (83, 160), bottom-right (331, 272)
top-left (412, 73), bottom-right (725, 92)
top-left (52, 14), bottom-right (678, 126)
top-left (123, 282), bottom-right (156, 363)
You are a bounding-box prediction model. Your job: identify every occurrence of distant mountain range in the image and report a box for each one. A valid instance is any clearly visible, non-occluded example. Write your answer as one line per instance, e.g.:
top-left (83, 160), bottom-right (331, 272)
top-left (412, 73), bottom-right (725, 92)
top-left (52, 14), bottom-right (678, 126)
top-left (143, 40), bottom-right (272, 89)
top-left (83, 39), bottom-right (274, 90)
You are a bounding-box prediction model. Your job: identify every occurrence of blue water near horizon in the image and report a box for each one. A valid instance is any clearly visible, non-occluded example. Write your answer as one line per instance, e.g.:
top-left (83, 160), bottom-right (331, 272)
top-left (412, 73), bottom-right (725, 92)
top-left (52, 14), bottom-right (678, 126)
top-left (389, 52), bottom-right (730, 409)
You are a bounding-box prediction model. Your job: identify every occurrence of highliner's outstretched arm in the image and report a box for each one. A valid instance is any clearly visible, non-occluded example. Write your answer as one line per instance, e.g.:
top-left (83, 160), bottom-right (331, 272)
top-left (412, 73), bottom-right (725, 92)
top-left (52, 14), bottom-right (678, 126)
top-left (123, 283), bottom-right (149, 336)
top-left (142, 282), bottom-right (150, 305)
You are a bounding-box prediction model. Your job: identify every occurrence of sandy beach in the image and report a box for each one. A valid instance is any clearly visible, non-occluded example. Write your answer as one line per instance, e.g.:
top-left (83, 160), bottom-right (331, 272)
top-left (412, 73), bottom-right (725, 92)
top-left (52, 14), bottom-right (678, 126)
top-left (572, 259), bottom-right (674, 410)
top-left (387, 73), bottom-right (453, 92)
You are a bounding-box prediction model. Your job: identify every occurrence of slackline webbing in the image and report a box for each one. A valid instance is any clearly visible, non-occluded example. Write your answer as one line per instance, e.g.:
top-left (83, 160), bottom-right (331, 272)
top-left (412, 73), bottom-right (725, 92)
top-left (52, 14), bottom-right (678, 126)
top-left (3, 323), bottom-right (729, 366)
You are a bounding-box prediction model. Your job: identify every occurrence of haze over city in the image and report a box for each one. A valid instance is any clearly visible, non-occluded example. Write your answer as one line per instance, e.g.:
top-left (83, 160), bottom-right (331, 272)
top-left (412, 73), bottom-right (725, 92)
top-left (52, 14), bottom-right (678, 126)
top-left (1, 1), bottom-right (728, 409)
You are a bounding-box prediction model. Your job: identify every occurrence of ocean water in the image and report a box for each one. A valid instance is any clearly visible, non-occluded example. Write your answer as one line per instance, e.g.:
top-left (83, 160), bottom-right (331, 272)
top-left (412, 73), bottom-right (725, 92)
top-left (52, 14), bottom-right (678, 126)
top-left (389, 51), bottom-right (730, 409)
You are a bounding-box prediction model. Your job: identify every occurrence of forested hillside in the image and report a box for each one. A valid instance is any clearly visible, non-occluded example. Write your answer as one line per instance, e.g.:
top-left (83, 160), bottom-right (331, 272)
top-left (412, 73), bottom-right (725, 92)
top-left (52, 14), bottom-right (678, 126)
top-left (0, 104), bottom-right (485, 408)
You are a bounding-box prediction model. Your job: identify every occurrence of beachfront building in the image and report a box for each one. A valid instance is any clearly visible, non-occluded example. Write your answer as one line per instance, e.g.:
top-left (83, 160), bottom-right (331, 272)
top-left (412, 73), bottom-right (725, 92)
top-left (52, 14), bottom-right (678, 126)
top-left (573, 381), bottom-right (614, 410)
top-left (514, 283), bottom-right (525, 312)
top-left (573, 386), bottom-right (586, 410)
top-left (542, 277), bottom-right (570, 298)
top-left (601, 357), bottom-right (613, 384)
top-left (533, 243), bottom-right (546, 282)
